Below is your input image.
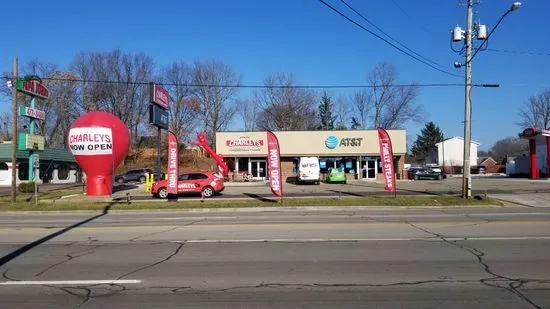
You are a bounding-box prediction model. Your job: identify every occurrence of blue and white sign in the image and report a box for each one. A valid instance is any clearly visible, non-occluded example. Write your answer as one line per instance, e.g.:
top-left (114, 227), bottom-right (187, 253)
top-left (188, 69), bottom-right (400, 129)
top-left (325, 135), bottom-right (363, 149)
top-left (325, 136), bottom-right (338, 149)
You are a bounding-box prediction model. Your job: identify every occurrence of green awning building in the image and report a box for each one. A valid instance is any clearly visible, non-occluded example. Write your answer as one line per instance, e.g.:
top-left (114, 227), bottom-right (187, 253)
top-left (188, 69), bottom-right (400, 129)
top-left (0, 142), bottom-right (80, 186)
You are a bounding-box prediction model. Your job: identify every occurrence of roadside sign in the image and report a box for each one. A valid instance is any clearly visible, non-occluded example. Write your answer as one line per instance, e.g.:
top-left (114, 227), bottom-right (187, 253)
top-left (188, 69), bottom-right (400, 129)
top-left (149, 83), bottom-right (170, 110)
top-left (19, 105), bottom-right (46, 120)
top-left (33, 155), bottom-right (40, 168)
top-left (18, 133), bottom-right (45, 151)
top-left (16, 78), bottom-right (49, 99)
top-left (149, 104), bottom-right (169, 130)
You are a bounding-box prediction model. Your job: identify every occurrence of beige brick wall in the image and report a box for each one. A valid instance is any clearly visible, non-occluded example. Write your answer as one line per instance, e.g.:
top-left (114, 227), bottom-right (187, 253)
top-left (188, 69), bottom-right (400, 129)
top-left (281, 158), bottom-right (295, 182)
top-left (397, 155), bottom-right (405, 179)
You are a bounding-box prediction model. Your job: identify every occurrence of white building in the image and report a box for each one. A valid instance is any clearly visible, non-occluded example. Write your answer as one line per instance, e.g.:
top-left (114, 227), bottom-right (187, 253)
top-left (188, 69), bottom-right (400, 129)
top-left (436, 136), bottom-right (479, 168)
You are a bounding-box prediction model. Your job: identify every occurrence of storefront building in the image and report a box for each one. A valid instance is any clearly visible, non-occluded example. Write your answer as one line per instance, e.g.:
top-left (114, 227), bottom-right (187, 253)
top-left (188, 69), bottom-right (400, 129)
top-left (0, 142), bottom-right (80, 186)
top-left (215, 130), bottom-right (407, 182)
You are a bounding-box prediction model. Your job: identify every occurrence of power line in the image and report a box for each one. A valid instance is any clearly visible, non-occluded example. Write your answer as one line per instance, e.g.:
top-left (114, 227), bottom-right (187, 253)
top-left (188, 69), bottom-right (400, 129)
top-left (486, 48), bottom-right (550, 56)
top-left (339, 0), bottom-right (448, 70)
top-left (390, 0), bottom-right (439, 39)
top-left (467, 7), bottom-right (515, 64)
top-left (318, 0), bottom-right (461, 78)
top-left (37, 76), bottom-right (472, 89)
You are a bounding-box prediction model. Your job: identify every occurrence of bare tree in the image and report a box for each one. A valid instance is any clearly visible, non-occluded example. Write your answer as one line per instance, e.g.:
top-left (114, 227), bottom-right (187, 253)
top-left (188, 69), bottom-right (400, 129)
top-left (70, 49), bottom-right (155, 145)
top-left (236, 98), bottom-right (259, 131)
top-left (352, 62), bottom-right (422, 129)
top-left (0, 112), bottom-right (12, 141)
top-left (190, 59), bottom-right (240, 146)
top-left (334, 96), bottom-right (350, 130)
top-left (255, 73), bottom-right (317, 131)
top-left (1, 60), bottom-right (81, 148)
top-left (518, 88), bottom-right (550, 129)
top-left (161, 62), bottom-right (200, 145)
top-left (40, 71), bottom-right (81, 148)
top-left (352, 90), bottom-right (371, 129)
top-left (490, 137), bottom-right (529, 162)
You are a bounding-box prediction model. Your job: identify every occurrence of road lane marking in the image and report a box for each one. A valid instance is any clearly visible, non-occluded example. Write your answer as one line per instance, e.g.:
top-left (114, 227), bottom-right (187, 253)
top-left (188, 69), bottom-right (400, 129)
top-left (0, 280), bottom-right (142, 285)
top-left (172, 236), bottom-right (550, 243)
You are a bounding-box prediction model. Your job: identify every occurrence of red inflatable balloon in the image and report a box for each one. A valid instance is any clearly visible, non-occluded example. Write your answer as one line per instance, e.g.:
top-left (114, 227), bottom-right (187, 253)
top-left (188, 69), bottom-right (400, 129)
top-left (68, 112), bottom-right (130, 196)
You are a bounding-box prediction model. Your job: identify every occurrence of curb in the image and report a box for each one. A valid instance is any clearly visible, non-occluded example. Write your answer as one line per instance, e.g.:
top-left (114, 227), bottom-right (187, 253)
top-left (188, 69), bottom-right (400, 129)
top-left (0, 204), bottom-right (504, 214)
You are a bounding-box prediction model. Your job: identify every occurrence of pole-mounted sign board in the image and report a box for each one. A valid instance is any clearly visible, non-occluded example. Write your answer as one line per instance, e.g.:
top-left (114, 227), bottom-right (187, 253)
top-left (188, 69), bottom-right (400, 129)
top-left (18, 133), bottom-right (45, 151)
top-left (149, 83), bottom-right (170, 110)
top-left (149, 104), bottom-right (169, 130)
top-left (16, 78), bottom-right (49, 99)
top-left (19, 105), bottom-right (46, 120)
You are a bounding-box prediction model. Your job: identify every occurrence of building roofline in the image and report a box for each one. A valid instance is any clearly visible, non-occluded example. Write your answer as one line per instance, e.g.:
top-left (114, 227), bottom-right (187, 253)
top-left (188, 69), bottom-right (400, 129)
top-left (436, 136), bottom-right (481, 146)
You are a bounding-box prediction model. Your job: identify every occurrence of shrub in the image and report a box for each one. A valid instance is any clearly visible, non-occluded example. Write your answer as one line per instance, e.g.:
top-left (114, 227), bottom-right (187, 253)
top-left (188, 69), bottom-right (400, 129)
top-left (19, 182), bottom-right (36, 193)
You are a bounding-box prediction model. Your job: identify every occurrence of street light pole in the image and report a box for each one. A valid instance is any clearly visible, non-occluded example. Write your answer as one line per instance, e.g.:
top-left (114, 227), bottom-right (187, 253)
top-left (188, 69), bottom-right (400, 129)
top-left (462, 0), bottom-right (474, 199)
top-left (453, 1), bottom-right (521, 199)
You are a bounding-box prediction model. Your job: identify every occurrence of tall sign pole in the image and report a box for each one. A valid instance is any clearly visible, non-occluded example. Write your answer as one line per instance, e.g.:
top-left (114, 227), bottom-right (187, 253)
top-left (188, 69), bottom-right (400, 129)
top-left (149, 83), bottom-right (170, 179)
top-left (16, 76), bottom-right (48, 187)
top-left (11, 58), bottom-right (18, 203)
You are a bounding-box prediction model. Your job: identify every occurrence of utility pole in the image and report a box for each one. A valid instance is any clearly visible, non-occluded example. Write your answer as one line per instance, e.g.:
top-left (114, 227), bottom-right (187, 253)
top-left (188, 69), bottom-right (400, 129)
top-left (462, 0), bottom-right (474, 199)
top-left (453, 1), bottom-right (521, 198)
top-left (11, 58), bottom-right (18, 203)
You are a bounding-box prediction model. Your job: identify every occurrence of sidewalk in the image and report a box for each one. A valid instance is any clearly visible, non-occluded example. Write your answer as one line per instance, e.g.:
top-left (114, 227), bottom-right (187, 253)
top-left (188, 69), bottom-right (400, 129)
top-left (489, 193), bottom-right (550, 207)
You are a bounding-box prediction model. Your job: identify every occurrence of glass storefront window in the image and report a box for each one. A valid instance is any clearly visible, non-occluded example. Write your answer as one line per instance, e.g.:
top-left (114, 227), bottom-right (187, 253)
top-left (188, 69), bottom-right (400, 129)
top-left (18, 163), bottom-right (29, 181)
top-left (320, 157), bottom-right (357, 174)
top-left (237, 157), bottom-right (248, 173)
top-left (319, 158), bottom-right (336, 174)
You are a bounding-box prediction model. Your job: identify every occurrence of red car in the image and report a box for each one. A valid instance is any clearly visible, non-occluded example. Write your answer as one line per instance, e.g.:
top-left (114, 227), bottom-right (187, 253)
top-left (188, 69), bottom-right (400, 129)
top-left (151, 171), bottom-right (225, 199)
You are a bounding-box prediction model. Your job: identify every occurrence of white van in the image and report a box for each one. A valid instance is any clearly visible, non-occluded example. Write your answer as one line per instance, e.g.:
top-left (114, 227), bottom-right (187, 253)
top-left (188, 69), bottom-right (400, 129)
top-left (297, 157), bottom-right (320, 184)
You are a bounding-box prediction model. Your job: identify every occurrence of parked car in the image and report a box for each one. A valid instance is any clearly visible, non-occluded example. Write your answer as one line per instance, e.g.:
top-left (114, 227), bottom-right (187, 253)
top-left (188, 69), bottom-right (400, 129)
top-left (408, 167), bottom-right (444, 180)
top-left (326, 168), bottom-right (347, 184)
top-left (114, 168), bottom-right (153, 184)
top-left (151, 171), bottom-right (225, 199)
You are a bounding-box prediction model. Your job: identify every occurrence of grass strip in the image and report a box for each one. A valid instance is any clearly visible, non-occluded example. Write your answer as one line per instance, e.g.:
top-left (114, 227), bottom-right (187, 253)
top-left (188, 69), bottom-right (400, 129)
top-left (0, 196), bottom-right (502, 211)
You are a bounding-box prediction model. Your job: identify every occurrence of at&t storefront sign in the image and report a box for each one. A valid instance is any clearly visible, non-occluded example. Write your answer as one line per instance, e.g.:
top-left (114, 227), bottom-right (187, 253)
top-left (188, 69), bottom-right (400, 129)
top-left (325, 136), bottom-right (363, 149)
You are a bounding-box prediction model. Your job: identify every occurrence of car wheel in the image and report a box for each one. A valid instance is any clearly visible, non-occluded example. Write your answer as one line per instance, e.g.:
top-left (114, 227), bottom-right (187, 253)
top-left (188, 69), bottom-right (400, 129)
top-left (138, 176), bottom-right (146, 183)
top-left (414, 175), bottom-right (419, 180)
top-left (117, 178), bottom-right (124, 184)
top-left (157, 187), bottom-right (168, 199)
top-left (202, 186), bottom-right (214, 198)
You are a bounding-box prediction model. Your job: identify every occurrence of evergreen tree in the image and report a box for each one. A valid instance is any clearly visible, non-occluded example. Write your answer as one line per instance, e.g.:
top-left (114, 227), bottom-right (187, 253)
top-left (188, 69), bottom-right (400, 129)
top-left (318, 92), bottom-right (335, 130)
top-left (411, 122), bottom-right (443, 161)
top-left (350, 117), bottom-right (361, 130)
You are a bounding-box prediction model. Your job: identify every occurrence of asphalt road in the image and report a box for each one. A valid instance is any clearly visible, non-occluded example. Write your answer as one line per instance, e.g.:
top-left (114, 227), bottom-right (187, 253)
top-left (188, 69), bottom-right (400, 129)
top-left (1, 207), bottom-right (550, 308)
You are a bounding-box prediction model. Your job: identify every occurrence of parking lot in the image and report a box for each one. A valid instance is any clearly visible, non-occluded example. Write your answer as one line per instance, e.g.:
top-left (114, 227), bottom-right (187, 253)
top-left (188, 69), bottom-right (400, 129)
top-left (102, 175), bottom-right (550, 203)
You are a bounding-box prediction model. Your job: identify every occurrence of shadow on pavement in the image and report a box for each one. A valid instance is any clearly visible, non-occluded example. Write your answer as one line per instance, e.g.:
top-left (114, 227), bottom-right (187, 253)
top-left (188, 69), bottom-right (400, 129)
top-left (327, 190), bottom-right (365, 197)
top-left (243, 193), bottom-right (277, 203)
top-left (0, 205), bottom-right (112, 267)
top-left (113, 184), bottom-right (139, 193)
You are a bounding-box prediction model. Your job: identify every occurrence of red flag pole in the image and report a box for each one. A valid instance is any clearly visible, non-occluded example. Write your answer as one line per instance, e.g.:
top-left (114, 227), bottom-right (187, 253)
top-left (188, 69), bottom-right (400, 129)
top-left (377, 128), bottom-right (397, 197)
top-left (266, 130), bottom-right (283, 202)
top-left (167, 131), bottom-right (179, 201)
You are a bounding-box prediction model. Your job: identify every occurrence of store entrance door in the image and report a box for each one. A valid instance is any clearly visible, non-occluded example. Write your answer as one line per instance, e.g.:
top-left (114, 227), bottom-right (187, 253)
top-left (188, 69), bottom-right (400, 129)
top-left (251, 160), bottom-right (267, 180)
top-left (362, 159), bottom-right (377, 180)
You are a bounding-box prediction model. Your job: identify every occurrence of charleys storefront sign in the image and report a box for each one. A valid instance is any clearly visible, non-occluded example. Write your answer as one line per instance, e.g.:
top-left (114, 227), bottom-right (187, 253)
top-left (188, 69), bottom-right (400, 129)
top-left (325, 136), bottom-right (363, 149)
top-left (226, 137), bottom-right (264, 152)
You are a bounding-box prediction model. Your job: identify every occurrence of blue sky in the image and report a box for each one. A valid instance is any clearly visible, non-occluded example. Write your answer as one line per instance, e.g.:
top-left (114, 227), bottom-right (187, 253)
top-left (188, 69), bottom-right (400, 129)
top-left (1, 0), bottom-right (549, 150)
